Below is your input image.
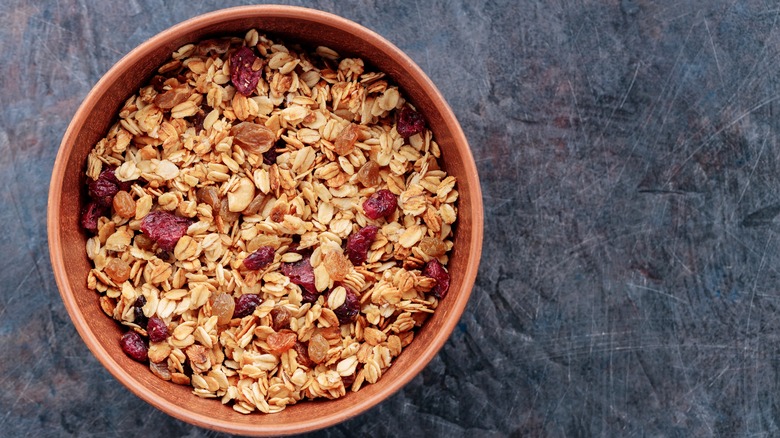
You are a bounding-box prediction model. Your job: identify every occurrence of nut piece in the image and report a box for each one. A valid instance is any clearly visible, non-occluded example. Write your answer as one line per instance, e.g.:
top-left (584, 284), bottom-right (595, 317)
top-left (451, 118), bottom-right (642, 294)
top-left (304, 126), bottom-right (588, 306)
top-left (227, 177), bottom-right (256, 212)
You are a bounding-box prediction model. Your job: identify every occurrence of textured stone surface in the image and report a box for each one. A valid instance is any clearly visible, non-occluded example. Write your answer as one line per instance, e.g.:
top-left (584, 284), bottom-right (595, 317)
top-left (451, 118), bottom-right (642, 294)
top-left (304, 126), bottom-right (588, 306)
top-left (3, 0), bottom-right (780, 436)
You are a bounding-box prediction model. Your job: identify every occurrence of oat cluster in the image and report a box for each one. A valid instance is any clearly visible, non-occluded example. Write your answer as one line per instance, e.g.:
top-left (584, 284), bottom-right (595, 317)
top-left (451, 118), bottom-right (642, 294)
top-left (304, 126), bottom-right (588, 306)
top-left (83, 29), bottom-right (458, 414)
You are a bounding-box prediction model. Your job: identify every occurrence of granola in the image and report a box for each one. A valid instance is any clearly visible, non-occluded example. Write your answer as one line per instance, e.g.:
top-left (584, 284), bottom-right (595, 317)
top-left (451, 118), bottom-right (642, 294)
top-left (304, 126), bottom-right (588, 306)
top-left (82, 29), bottom-right (458, 414)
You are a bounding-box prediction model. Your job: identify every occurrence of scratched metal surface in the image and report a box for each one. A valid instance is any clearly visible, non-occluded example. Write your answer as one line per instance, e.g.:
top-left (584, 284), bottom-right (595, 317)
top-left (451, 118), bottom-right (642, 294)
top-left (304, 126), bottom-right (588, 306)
top-left (2, 0), bottom-right (780, 436)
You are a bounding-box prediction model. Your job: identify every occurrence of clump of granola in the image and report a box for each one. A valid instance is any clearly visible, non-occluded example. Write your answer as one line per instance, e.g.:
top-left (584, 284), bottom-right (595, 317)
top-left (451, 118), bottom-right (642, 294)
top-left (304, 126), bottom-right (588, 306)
top-left (82, 29), bottom-right (458, 414)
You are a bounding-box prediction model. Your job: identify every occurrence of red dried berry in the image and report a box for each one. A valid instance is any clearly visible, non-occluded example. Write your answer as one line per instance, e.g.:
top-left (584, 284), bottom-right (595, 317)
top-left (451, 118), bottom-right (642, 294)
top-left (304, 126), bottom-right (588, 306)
top-left (362, 189), bottom-right (397, 220)
top-left (423, 259), bottom-right (450, 299)
top-left (140, 210), bottom-right (192, 252)
top-left (120, 331), bottom-right (148, 362)
top-left (243, 246), bottom-right (275, 270)
top-left (396, 107), bottom-right (426, 138)
top-left (88, 168), bottom-right (122, 207)
top-left (146, 317), bottom-right (169, 342)
top-left (332, 287), bottom-right (360, 324)
top-left (81, 201), bottom-right (106, 232)
top-left (234, 294), bottom-right (262, 318)
top-left (345, 225), bottom-right (379, 265)
top-left (281, 255), bottom-right (319, 303)
top-left (230, 47), bottom-right (263, 96)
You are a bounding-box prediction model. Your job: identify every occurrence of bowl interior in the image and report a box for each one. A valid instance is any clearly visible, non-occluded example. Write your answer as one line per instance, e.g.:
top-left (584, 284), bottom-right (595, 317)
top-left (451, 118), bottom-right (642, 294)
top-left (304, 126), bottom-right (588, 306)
top-left (49, 6), bottom-right (482, 436)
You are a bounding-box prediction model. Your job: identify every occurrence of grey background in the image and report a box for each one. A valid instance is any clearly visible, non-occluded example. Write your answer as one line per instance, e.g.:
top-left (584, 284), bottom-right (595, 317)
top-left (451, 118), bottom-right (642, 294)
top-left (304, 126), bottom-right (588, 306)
top-left (3, 0), bottom-right (780, 436)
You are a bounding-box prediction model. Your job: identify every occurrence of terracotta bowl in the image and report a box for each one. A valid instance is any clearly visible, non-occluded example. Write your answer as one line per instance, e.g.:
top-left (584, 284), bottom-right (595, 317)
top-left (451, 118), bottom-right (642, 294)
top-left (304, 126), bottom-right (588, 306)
top-left (48, 5), bottom-right (482, 436)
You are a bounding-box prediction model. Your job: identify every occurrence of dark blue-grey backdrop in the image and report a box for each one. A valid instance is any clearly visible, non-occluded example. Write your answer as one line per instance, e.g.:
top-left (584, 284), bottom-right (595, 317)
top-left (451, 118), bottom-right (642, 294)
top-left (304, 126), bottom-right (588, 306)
top-left (3, 0), bottom-right (780, 436)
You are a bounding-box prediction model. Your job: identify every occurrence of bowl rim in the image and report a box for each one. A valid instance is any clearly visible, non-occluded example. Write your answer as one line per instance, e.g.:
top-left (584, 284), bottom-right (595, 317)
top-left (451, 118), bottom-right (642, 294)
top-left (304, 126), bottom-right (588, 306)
top-left (48, 4), bottom-right (483, 435)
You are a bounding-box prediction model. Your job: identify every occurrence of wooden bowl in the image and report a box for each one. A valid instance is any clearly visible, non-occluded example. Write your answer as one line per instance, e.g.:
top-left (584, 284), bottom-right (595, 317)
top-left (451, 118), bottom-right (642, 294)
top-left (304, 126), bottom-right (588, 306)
top-left (48, 5), bottom-right (483, 436)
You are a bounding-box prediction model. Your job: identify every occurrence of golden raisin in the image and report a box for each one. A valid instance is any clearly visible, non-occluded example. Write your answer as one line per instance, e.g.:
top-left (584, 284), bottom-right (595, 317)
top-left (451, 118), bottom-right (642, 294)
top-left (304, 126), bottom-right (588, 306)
top-left (219, 197), bottom-right (240, 224)
top-left (134, 234), bottom-right (155, 251)
top-left (293, 341), bottom-right (313, 367)
top-left (318, 326), bottom-right (342, 345)
top-left (270, 306), bottom-right (291, 331)
top-left (419, 236), bottom-right (447, 257)
top-left (112, 191), bottom-right (136, 218)
top-left (212, 292), bottom-right (235, 325)
top-left (323, 251), bottom-right (352, 281)
top-left (104, 258), bottom-right (131, 283)
top-left (242, 193), bottom-right (266, 216)
top-left (230, 121), bottom-right (275, 154)
top-left (153, 85), bottom-right (190, 110)
top-left (267, 330), bottom-right (297, 355)
top-left (308, 332), bottom-right (329, 364)
top-left (333, 123), bottom-right (359, 156)
top-left (196, 186), bottom-right (220, 210)
top-left (356, 160), bottom-right (382, 187)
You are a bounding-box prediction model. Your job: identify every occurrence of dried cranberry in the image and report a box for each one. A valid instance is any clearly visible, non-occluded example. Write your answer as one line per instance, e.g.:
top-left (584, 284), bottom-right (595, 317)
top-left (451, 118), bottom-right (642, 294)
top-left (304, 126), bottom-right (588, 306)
top-left (140, 210), bottom-right (192, 252)
top-left (80, 201), bottom-right (106, 232)
top-left (133, 296), bottom-right (148, 329)
top-left (243, 246), bottom-right (275, 270)
top-left (345, 225), bottom-right (379, 265)
top-left (396, 107), bottom-right (426, 138)
top-left (120, 331), bottom-right (148, 362)
top-left (423, 259), bottom-right (450, 299)
top-left (281, 255), bottom-right (319, 303)
top-left (234, 294), bottom-right (262, 318)
top-left (230, 47), bottom-right (263, 96)
top-left (362, 190), bottom-right (397, 220)
top-left (332, 287), bottom-right (360, 324)
top-left (146, 317), bottom-right (169, 342)
top-left (88, 168), bottom-right (121, 207)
